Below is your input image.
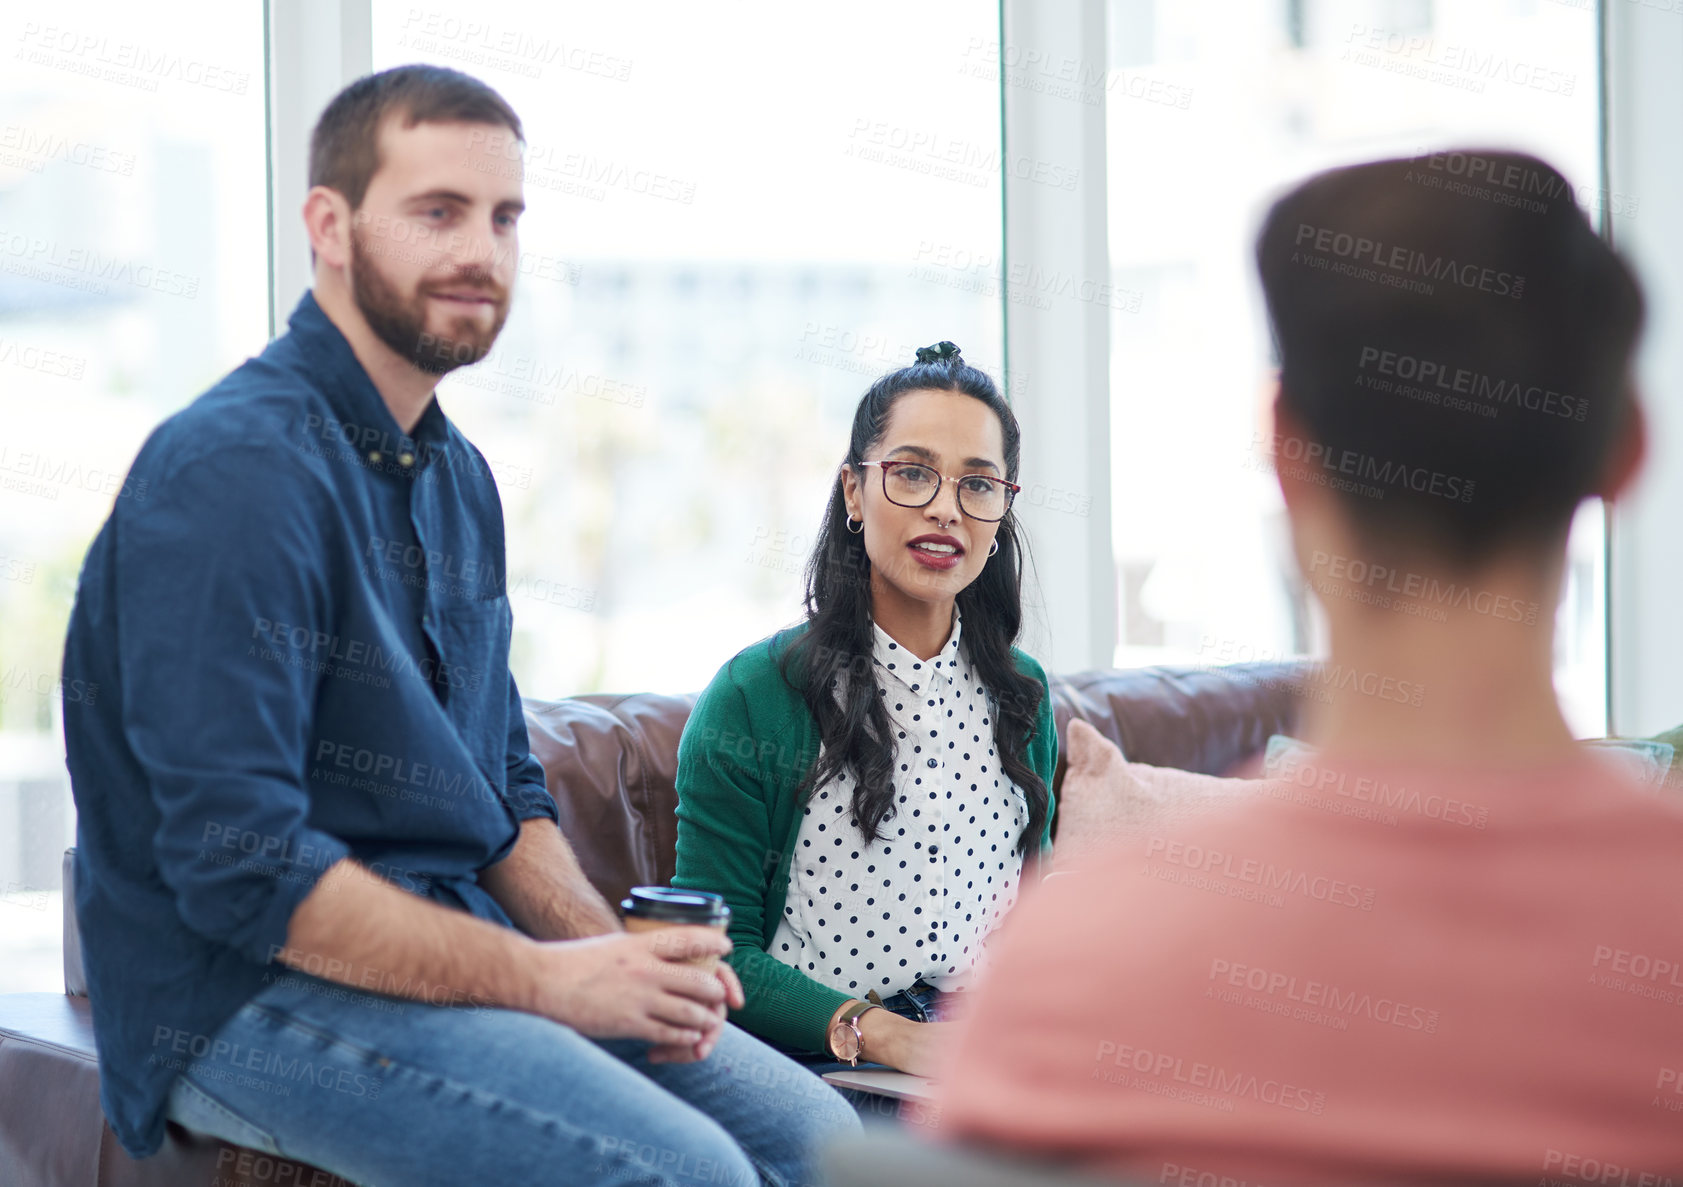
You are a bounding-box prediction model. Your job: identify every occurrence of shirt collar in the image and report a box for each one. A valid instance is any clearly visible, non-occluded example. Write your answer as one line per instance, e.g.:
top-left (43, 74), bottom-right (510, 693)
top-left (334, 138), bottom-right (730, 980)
top-left (871, 610), bottom-right (964, 692)
top-left (281, 290), bottom-right (452, 470)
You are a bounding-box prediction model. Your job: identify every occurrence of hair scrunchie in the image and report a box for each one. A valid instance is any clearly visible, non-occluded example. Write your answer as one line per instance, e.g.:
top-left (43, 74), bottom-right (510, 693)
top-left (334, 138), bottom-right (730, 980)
top-left (914, 341), bottom-right (961, 364)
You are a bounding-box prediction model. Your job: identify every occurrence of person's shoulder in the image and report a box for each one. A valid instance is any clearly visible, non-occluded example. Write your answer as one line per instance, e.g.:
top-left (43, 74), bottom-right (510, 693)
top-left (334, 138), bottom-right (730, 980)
top-left (708, 624), bottom-right (810, 701)
top-left (1008, 646), bottom-right (1050, 687)
top-left (1005, 648), bottom-right (1053, 736)
top-left (684, 626), bottom-right (814, 761)
top-left (129, 353), bottom-right (327, 494)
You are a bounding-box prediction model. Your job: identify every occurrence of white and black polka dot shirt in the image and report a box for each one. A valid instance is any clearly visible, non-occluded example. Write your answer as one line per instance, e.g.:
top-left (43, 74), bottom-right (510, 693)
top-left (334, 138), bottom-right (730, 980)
top-left (768, 611), bottom-right (1029, 999)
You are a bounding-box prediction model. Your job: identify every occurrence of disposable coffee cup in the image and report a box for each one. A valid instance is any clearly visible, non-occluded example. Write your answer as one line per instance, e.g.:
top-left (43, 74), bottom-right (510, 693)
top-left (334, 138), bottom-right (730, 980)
top-left (620, 886), bottom-right (731, 970)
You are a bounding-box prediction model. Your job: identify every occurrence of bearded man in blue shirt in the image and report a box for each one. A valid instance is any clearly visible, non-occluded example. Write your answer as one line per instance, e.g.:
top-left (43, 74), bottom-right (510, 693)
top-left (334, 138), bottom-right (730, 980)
top-left (61, 64), bottom-right (857, 1186)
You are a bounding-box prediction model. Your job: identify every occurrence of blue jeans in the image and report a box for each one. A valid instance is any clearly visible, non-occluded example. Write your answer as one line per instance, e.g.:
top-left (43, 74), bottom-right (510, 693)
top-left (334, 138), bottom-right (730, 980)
top-left (163, 970), bottom-right (860, 1186)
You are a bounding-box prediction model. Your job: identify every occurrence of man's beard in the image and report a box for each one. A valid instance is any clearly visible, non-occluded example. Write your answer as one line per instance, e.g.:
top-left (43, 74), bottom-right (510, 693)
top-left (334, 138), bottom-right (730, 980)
top-left (349, 229), bottom-right (510, 376)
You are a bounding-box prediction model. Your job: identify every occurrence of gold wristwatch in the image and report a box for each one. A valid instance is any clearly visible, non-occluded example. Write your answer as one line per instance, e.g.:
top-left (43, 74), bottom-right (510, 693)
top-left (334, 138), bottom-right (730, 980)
top-left (827, 1000), bottom-right (881, 1066)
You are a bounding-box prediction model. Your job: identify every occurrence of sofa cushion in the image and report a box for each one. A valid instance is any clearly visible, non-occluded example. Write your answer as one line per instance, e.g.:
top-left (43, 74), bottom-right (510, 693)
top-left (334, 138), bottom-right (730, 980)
top-left (1051, 720), bottom-right (1259, 873)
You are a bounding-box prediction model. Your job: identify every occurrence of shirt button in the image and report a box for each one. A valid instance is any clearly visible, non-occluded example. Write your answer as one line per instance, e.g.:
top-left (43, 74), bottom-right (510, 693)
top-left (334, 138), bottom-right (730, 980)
top-left (367, 450), bottom-right (382, 464)
top-left (399, 451), bottom-right (415, 467)
top-left (926, 758), bottom-right (938, 768)
top-left (929, 844), bottom-right (939, 856)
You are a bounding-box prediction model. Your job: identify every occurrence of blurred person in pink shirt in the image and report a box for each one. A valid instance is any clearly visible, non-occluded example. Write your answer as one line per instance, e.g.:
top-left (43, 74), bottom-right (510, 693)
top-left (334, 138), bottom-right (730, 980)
top-left (929, 152), bottom-right (1683, 1185)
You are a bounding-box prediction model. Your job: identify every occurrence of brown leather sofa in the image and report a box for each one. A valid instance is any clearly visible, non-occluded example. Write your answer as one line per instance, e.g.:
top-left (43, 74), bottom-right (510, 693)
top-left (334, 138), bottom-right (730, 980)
top-left (0, 661), bottom-right (1307, 1187)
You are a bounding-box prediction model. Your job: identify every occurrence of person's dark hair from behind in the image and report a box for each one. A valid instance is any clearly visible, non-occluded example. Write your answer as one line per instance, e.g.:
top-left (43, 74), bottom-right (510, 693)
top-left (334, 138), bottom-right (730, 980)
top-left (780, 349), bottom-right (1051, 855)
top-left (1254, 150), bottom-right (1644, 570)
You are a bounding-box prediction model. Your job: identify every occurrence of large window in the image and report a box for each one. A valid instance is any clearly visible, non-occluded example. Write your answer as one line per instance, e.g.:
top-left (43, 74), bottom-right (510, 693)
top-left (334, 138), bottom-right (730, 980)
top-left (0, 0), bottom-right (1635, 993)
top-left (0, 1), bottom-right (269, 990)
top-left (1104, 0), bottom-right (1609, 734)
top-left (369, 0), bottom-right (1008, 697)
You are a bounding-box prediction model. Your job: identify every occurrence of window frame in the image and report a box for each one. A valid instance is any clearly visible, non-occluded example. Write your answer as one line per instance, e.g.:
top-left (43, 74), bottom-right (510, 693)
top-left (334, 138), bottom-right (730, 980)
top-left (267, 0), bottom-right (1675, 725)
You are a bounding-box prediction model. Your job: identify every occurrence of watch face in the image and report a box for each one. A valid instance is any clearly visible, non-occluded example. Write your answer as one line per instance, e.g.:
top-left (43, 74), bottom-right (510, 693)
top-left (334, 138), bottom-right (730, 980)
top-left (829, 1022), bottom-right (861, 1062)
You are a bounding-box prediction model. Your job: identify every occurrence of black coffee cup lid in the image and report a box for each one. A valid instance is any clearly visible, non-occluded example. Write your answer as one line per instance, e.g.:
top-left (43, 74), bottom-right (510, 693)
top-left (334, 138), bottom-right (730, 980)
top-left (620, 886), bottom-right (731, 925)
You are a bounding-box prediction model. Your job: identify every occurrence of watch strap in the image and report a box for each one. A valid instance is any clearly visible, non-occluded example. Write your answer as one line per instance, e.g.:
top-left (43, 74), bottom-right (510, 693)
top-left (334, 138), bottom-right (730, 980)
top-left (838, 1000), bottom-right (877, 1026)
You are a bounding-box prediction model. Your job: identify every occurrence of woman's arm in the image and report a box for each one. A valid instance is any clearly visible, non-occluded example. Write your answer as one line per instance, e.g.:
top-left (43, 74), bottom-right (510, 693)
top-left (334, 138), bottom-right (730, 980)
top-left (1011, 654), bottom-right (1060, 854)
top-left (672, 663), bottom-right (852, 1052)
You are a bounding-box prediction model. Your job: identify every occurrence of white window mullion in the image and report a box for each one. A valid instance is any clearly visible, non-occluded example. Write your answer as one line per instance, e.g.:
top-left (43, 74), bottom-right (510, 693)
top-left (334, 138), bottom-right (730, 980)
top-left (1001, 0), bottom-right (1117, 673)
top-left (266, 0), bottom-right (373, 336)
top-left (1604, 0), bottom-right (1683, 736)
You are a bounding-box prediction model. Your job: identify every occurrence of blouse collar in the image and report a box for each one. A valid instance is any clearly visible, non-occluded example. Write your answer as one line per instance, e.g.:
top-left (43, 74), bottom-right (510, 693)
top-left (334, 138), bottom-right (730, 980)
top-left (871, 609), bottom-right (964, 692)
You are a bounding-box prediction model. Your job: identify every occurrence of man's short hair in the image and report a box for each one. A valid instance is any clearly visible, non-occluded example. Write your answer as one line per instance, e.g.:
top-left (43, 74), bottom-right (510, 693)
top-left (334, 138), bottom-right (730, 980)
top-left (309, 64), bottom-right (523, 210)
top-left (1255, 151), bottom-right (1643, 567)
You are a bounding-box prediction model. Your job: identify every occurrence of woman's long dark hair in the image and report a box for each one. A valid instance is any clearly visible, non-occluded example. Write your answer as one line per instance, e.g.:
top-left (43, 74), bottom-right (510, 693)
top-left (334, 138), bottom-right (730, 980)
top-left (778, 343), bottom-right (1049, 854)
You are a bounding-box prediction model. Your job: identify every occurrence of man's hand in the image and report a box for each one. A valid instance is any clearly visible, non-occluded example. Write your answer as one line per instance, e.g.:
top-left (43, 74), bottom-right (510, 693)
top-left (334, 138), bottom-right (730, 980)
top-left (529, 927), bottom-right (741, 1058)
top-left (648, 959), bottom-right (746, 1064)
top-left (278, 860), bottom-right (745, 1064)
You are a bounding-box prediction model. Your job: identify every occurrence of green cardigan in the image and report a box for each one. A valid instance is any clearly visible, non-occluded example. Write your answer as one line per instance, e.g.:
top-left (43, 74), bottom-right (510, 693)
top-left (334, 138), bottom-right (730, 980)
top-left (671, 624), bottom-right (1058, 1052)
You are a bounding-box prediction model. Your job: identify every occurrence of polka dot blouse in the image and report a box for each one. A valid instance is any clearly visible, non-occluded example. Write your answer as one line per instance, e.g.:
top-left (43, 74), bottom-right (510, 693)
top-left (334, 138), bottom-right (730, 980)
top-left (767, 610), bottom-right (1030, 999)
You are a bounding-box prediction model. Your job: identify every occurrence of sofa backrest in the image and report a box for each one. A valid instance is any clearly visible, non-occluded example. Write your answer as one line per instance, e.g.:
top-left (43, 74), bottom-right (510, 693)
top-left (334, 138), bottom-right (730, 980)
top-left (61, 661), bottom-right (1309, 995)
top-left (524, 661), bottom-right (1310, 912)
top-left (522, 690), bottom-right (701, 929)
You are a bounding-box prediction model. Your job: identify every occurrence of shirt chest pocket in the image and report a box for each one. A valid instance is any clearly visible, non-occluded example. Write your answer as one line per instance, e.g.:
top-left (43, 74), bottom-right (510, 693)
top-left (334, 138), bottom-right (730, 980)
top-left (429, 595), bottom-right (509, 754)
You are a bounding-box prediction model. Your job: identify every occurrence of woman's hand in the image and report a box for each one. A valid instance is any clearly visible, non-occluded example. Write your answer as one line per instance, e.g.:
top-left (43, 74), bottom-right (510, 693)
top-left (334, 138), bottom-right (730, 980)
top-left (856, 1009), bottom-right (957, 1077)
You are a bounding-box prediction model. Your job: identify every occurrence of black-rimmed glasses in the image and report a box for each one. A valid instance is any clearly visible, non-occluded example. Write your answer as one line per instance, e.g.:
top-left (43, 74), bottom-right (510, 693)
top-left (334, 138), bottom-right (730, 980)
top-left (858, 459), bottom-right (1020, 522)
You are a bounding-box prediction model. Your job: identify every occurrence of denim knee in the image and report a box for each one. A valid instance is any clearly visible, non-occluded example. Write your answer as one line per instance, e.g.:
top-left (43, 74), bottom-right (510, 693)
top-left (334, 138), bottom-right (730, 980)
top-left (789, 1078), bottom-right (864, 1146)
top-left (587, 1125), bottom-right (758, 1186)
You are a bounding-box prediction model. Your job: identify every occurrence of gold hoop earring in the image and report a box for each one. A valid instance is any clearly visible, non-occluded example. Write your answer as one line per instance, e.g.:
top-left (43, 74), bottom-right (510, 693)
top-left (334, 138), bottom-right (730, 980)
top-left (846, 516), bottom-right (864, 535)
top-left (987, 538), bottom-right (999, 557)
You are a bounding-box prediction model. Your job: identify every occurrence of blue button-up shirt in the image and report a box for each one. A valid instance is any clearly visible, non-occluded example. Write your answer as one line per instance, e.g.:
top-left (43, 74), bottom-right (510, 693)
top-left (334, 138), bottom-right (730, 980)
top-left (61, 291), bottom-right (557, 1158)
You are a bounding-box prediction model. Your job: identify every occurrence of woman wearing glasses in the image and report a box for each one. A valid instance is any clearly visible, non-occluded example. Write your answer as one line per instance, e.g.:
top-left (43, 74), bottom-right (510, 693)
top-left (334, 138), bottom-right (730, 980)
top-left (672, 342), bottom-right (1056, 1077)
